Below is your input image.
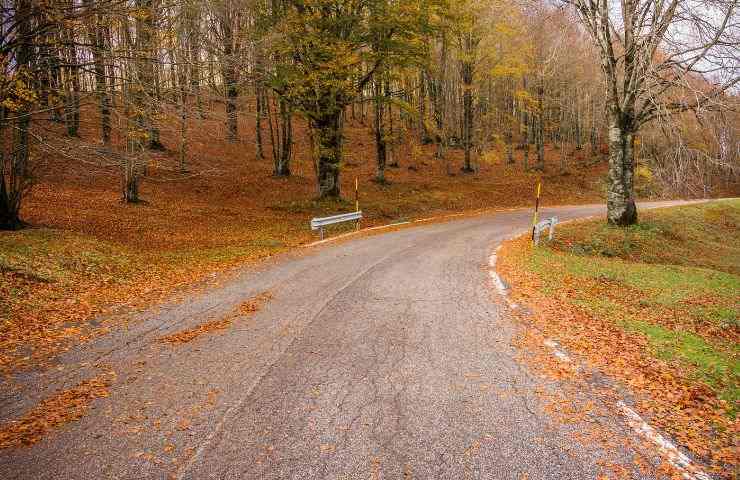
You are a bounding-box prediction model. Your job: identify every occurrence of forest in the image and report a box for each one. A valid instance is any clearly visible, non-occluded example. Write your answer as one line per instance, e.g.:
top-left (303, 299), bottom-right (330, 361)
top-left (1, 0), bottom-right (738, 232)
top-left (1, 1), bottom-right (740, 477)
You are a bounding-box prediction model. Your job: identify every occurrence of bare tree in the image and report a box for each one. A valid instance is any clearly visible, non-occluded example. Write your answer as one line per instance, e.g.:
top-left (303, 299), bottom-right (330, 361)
top-left (0, 0), bottom-right (34, 229)
top-left (566, 0), bottom-right (739, 225)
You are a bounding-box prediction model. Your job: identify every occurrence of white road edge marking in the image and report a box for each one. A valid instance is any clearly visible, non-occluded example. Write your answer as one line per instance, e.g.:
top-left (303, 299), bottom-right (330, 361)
top-left (489, 238), bottom-right (714, 480)
top-left (542, 339), bottom-right (571, 363)
top-left (617, 402), bottom-right (713, 480)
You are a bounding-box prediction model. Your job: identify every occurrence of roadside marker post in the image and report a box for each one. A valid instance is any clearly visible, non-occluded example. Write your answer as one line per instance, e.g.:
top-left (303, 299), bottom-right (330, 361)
top-left (531, 180), bottom-right (541, 242)
top-left (355, 177), bottom-right (360, 230)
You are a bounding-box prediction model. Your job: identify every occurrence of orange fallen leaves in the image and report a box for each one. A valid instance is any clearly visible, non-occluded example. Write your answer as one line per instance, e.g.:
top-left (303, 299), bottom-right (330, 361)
top-left (158, 291), bottom-right (272, 345)
top-left (497, 235), bottom-right (737, 479)
top-left (238, 292), bottom-right (273, 315)
top-left (0, 371), bottom-right (115, 449)
top-left (158, 318), bottom-right (234, 345)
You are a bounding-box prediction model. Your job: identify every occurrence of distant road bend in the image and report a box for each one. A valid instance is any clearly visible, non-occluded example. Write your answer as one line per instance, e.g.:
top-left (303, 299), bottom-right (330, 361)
top-left (1, 201), bottom-right (702, 479)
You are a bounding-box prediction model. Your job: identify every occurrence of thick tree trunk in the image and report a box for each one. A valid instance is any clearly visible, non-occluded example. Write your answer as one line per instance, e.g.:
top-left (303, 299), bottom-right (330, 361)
top-left (122, 153), bottom-right (141, 203)
top-left (1, 0), bottom-right (33, 229)
top-left (272, 98), bottom-right (292, 176)
top-left (606, 116), bottom-right (638, 226)
top-left (225, 71), bottom-right (238, 141)
top-left (1, 110), bottom-right (30, 229)
top-left (0, 172), bottom-right (16, 229)
top-left (312, 111), bottom-right (342, 198)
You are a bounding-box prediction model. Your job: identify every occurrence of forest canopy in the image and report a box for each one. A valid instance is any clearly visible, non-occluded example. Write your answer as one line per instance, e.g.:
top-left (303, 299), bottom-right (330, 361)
top-left (1, 0), bottom-right (738, 229)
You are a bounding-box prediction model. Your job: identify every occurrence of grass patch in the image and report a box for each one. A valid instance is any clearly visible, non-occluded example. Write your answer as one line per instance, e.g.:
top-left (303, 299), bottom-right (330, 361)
top-left (624, 319), bottom-right (739, 409)
top-left (531, 200), bottom-right (739, 416)
top-left (551, 199), bottom-right (740, 275)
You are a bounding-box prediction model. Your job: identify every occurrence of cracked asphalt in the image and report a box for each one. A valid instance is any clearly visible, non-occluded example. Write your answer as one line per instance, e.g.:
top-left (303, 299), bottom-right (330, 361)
top-left (1, 201), bottom-right (698, 479)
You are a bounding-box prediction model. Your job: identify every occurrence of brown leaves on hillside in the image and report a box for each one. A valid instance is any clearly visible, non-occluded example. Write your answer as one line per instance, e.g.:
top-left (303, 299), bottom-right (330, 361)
top-left (158, 291), bottom-right (272, 345)
top-left (0, 371), bottom-right (115, 449)
top-left (497, 236), bottom-right (737, 479)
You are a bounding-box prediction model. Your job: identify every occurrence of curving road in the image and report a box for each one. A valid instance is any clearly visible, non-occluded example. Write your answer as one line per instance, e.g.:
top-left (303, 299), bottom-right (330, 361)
top-left (1, 201), bottom-right (698, 479)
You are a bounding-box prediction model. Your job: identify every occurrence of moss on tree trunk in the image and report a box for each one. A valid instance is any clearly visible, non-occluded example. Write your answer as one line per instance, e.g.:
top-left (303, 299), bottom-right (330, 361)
top-left (607, 115), bottom-right (638, 226)
top-left (312, 111), bottom-right (342, 198)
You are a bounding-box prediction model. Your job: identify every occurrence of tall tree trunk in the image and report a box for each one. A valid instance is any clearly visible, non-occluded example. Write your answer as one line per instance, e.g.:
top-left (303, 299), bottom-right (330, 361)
top-left (311, 110), bottom-right (342, 198)
top-left (148, 61), bottom-right (163, 150)
top-left (122, 6), bottom-right (148, 203)
top-left (523, 109), bottom-right (530, 171)
top-left (461, 33), bottom-right (475, 173)
top-left (574, 93), bottom-right (583, 150)
top-left (461, 74), bottom-right (473, 171)
top-left (255, 83), bottom-right (264, 159)
top-left (607, 114), bottom-right (637, 226)
top-left (63, 29), bottom-right (81, 138)
top-left (1, 0), bottom-right (33, 229)
top-left (535, 84), bottom-right (544, 171)
top-left (269, 95), bottom-right (292, 176)
top-left (417, 70), bottom-right (429, 144)
top-left (178, 52), bottom-right (189, 173)
top-left (220, 11), bottom-right (239, 143)
top-left (47, 39), bottom-right (64, 123)
top-left (137, 0), bottom-right (162, 150)
top-left (373, 79), bottom-right (387, 183)
top-left (506, 86), bottom-right (514, 164)
top-left (85, 0), bottom-right (111, 143)
top-left (590, 95), bottom-right (598, 156)
top-left (225, 77), bottom-right (238, 141)
top-left (431, 36), bottom-right (447, 163)
top-left (388, 86), bottom-right (398, 168)
top-left (185, 0), bottom-right (204, 118)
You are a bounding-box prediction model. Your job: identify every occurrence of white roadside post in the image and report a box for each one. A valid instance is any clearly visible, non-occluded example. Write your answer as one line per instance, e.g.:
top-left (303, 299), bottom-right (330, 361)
top-left (533, 216), bottom-right (558, 246)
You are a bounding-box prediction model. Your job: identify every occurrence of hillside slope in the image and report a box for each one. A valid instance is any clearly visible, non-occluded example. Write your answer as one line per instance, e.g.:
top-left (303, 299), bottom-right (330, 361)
top-left (497, 200), bottom-right (739, 477)
top-left (2, 105), bottom-right (613, 374)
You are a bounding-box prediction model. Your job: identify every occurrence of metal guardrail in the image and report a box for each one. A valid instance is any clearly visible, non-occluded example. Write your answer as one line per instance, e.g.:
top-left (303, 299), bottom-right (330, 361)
top-left (533, 216), bottom-right (558, 245)
top-left (311, 211), bottom-right (363, 240)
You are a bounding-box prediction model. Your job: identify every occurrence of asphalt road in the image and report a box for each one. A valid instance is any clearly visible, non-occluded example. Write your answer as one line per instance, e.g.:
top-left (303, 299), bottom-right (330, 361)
top-left (0, 202), bottom-right (698, 479)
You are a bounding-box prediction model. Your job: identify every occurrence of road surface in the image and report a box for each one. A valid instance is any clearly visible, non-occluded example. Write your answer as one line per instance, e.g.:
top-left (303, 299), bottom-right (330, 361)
top-left (0, 202), bottom-right (698, 479)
